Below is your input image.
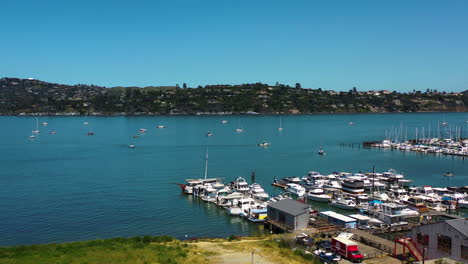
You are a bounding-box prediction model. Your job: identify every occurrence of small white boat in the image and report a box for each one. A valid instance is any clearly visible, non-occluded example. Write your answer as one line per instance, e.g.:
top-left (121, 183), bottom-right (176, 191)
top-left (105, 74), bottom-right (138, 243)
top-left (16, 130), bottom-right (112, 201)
top-left (278, 116), bottom-right (283, 131)
top-left (331, 197), bottom-right (357, 210)
top-left (285, 183), bottom-right (306, 197)
top-left (157, 125), bottom-right (165, 129)
top-left (129, 144), bottom-right (135, 148)
top-left (206, 132), bottom-right (213, 137)
top-left (306, 188), bottom-right (331, 202)
top-left (348, 122), bottom-right (355, 125)
top-left (258, 142), bottom-right (270, 147)
top-left (222, 120), bottom-right (228, 124)
top-left (139, 128), bottom-right (147, 133)
top-left (29, 133), bottom-right (36, 139)
top-left (50, 131), bottom-right (57, 134)
top-left (83, 122), bottom-right (89, 125)
top-left (235, 128), bottom-right (243, 133)
top-left (41, 122), bottom-right (48, 126)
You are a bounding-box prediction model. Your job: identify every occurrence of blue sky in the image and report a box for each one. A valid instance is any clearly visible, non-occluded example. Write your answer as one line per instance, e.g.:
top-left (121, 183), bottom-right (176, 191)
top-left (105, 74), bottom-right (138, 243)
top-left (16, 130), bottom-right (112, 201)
top-left (1, 0), bottom-right (468, 92)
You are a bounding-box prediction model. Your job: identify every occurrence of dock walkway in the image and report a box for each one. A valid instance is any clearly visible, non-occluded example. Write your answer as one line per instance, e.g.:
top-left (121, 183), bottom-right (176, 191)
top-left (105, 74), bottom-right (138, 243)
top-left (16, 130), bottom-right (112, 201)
top-left (351, 229), bottom-right (402, 255)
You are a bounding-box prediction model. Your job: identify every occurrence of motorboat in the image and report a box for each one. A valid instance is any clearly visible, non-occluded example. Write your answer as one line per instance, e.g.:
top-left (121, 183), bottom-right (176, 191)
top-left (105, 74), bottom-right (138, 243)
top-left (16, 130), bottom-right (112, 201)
top-left (227, 198), bottom-right (257, 215)
top-left (258, 142), bottom-right (271, 147)
top-left (235, 128), bottom-right (244, 133)
top-left (139, 128), bottom-right (147, 133)
top-left (331, 197), bottom-right (358, 210)
top-left (285, 183), bottom-right (306, 197)
top-left (157, 125), bottom-right (165, 129)
top-left (318, 147), bottom-right (326, 155)
top-left (232, 177), bottom-right (250, 193)
top-left (129, 144), bottom-right (135, 148)
top-left (221, 120), bottom-right (228, 124)
top-left (206, 132), bottom-right (213, 137)
top-left (249, 183), bottom-right (269, 201)
top-left (247, 208), bottom-right (268, 223)
top-left (306, 188), bottom-right (331, 202)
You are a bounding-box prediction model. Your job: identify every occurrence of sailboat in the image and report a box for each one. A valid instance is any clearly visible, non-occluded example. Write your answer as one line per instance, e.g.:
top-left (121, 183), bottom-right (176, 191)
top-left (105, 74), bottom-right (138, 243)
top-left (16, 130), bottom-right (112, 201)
top-left (32, 118), bottom-right (40, 134)
top-left (235, 118), bottom-right (243, 133)
top-left (278, 116), bottom-right (283, 131)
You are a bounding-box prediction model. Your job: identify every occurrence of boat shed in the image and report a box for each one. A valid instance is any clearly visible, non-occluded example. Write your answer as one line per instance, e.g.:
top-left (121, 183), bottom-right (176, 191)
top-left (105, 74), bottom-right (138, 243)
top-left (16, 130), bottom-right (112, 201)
top-left (348, 214), bottom-right (371, 228)
top-left (267, 199), bottom-right (310, 231)
top-left (320, 211), bottom-right (357, 229)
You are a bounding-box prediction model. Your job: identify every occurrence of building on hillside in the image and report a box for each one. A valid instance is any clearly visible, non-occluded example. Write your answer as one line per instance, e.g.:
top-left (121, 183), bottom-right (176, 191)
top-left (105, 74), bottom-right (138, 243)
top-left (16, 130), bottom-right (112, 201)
top-left (411, 218), bottom-right (468, 262)
top-left (267, 199), bottom-right (310, 231)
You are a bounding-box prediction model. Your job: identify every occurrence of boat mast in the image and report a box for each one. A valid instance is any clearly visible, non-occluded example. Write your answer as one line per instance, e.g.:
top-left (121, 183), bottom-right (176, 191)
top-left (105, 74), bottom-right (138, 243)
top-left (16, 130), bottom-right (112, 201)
top-left (204, 148), bottom-right (209, 179)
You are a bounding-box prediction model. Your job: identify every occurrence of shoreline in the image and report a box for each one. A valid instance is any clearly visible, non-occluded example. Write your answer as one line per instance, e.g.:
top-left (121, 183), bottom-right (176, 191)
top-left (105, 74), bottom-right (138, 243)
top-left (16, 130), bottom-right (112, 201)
top-left (2, 110), bottom-right (467, 117)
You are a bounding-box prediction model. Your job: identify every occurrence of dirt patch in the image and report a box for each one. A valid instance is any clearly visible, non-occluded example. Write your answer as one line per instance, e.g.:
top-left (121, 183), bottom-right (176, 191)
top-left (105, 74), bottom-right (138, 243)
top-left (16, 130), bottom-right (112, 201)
top-left (192, 239), bottom-right (308, 264)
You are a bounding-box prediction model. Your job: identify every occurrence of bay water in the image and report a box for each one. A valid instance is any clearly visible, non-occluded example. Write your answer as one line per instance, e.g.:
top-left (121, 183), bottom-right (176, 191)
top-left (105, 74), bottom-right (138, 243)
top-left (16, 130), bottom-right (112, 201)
top-left (0, 113), bottom-right (467, 246)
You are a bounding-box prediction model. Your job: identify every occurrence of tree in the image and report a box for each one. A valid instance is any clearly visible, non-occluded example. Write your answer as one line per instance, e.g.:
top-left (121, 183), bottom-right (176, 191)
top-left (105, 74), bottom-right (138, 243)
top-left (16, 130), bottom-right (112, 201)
top-left (183, 83), bottom-right (187, 89)
top-left (295, 83), bottom-right (301, 89)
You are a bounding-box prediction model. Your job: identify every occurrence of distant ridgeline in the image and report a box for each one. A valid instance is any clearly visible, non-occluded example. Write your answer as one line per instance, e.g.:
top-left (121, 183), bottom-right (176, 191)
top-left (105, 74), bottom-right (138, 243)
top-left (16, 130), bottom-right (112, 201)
top-left (0, 77), bottom-right (466, 115)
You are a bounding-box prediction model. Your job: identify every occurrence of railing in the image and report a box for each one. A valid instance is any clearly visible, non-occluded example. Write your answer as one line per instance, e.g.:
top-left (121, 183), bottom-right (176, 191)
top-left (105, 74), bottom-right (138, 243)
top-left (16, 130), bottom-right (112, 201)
top-left (396, 238), bottom-right (422, 261)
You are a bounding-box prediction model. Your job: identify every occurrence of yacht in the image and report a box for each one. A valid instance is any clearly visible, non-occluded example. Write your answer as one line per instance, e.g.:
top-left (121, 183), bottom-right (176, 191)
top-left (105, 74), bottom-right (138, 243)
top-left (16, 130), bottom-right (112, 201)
top-left (231, 177), bottom-right (250, 193)
top-left (331, 197), bottom-right (357, 210)
top-left (282, 176), bottom-right (302, 184)
top-left (322, 175), bottom-right (342, 189)
top-left (249, 183), bottom-right (269, 201)
top-left (157, 125), bottom-right (165, 129)
top-left (285, 183), bottom-right (306, 197)
top-left (306, 187), bottom-right (331, 202)
top-left (341, 178), bottom-right (365, 194)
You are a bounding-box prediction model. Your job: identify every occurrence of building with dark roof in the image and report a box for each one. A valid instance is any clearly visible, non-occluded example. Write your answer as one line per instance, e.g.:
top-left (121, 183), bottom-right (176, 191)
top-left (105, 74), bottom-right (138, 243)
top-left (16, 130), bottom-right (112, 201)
top-left (411, 217), bottom-right (468, 262)
top-left (267, 199), bottom-right (310, 231)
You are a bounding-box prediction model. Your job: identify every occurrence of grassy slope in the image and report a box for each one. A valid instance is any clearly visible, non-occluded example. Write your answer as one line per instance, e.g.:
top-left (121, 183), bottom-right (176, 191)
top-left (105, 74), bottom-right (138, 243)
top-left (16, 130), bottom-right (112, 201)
top-left (0, 236), bottom-right (320, 264)
top-left (0, 236), bottom-right (209, 264)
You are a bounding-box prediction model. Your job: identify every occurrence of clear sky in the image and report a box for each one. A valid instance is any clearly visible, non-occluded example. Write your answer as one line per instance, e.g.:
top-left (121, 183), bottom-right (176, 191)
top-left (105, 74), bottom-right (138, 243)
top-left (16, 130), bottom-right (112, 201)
top-left (1, 0), bottom-right (468, 92)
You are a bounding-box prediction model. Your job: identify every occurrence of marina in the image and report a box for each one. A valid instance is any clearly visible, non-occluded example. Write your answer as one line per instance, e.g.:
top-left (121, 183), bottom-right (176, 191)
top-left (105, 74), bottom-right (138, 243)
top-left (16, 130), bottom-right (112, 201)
top-left (1, 113), bottom-right (468, 247)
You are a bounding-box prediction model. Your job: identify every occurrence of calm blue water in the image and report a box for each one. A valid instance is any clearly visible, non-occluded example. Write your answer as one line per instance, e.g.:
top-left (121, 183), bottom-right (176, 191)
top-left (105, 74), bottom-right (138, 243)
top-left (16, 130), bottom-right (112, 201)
top-left (1, 113), bottom-right (467, 246)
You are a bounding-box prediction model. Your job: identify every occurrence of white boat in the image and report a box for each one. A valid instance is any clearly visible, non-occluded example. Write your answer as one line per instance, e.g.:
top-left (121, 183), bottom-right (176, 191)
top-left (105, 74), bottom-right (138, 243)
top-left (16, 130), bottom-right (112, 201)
top-left (285, 183), bottom-right (306, 197)
top-left (206, 132), bottom-right (213, 137)
top-left (157, 125), bottom-right (165, 129)
top-left (32, 118), bottom-right (40, 134)
top-left (29, 131), bottom-right (36, 139)
top-left (232, 177), bottom-right (249, 193)
top-left (331, 197), bottom-right (357, 210)
top-left (139, 128), bottom-right (147, 133)
top-left (83, 121), bottom-right (89, 125)
top-left (278, 116), bottom-right (283, 131)
top-left (50, 131), bottom-right (57, 134)
top-left (222, 120), bottom-right (228, 124)
top-left (258, 142), bottom-right (270, 147)
top-left (249, 183), bottom-right (269, 201)
top-left (228, 198), bottom-right (257, 215)
top-left (129, 144), bottom-right (135, 148)
top-left (235, 118), bottom-right (243, 133)
top-left (306, 188), bottom-right (330, 202)
top-left (41, 122), bottom-right (48, 126)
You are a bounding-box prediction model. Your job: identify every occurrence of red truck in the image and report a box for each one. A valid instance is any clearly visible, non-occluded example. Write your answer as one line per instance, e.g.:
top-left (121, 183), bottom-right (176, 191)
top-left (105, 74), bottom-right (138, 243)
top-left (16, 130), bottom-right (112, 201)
top-left (332, 236), bottom-right (363, 262)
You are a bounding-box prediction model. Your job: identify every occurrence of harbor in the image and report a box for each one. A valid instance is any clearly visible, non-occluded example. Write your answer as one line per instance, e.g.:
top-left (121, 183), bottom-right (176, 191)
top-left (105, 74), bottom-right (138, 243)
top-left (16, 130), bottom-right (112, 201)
top-left (180, 167), bottom-right (468, 262)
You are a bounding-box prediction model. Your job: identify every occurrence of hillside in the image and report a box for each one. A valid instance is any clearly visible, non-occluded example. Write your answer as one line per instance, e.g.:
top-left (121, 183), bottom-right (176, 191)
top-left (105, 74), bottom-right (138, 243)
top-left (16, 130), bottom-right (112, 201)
top-left (0, 77), bottom-right (466, 115)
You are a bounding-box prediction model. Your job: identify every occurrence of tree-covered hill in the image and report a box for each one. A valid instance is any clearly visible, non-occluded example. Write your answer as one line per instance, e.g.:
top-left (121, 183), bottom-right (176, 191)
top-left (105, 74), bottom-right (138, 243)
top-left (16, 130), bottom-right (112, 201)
top-left (0, 77), bottom-right (465, 115)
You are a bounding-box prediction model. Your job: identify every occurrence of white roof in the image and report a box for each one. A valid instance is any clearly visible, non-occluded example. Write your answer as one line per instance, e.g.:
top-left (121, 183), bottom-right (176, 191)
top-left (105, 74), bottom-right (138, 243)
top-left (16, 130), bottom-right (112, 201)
top-left (320, 211), bottom-right (356, 223)
top-left (348, 214), bottom-right (371, 221)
